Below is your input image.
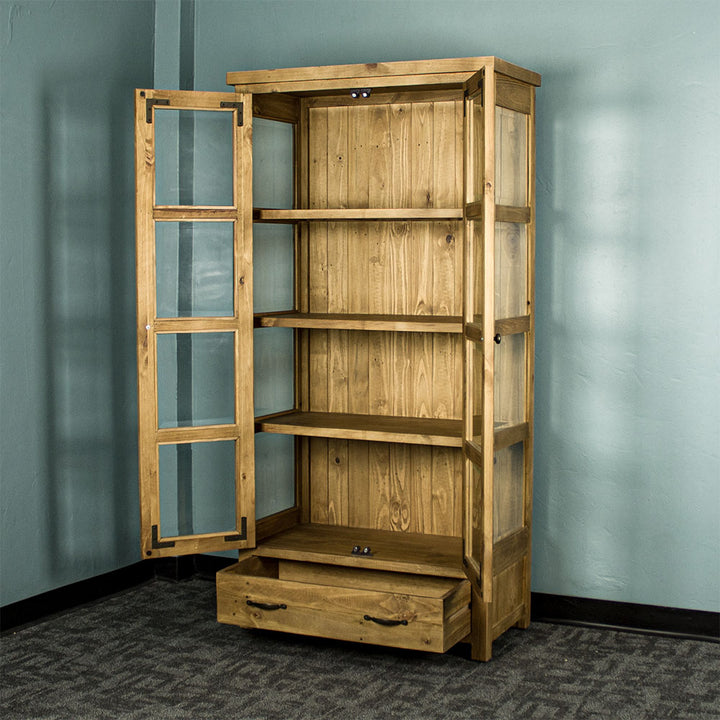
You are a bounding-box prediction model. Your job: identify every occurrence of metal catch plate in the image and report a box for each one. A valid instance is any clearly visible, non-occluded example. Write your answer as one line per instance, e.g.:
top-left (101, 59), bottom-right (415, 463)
top-left (224, 516), bottom-right (248, 542)
top-left (146, 98), bottom-right (170, 123)
top-left (220, 101), bottom-right (244, 126)
top-left (151, 524), bottom-right (175, 549)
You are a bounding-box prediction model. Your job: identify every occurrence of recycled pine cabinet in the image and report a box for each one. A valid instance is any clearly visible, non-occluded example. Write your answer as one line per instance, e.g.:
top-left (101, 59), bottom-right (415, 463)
top-left (135, 57), bottom-right (540, 661)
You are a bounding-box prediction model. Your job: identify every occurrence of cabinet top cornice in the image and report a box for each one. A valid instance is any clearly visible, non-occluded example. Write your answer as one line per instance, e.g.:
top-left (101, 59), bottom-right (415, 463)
top-left (226, 56), bottom-right (541, 93)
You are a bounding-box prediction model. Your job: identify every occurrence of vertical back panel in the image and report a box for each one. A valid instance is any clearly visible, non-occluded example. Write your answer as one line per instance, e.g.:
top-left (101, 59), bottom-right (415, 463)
top-left (303, 98), bottom-right (464, 534)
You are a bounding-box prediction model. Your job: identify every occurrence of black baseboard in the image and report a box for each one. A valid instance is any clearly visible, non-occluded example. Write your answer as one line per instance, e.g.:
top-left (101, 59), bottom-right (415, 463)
top-left (154, 554), bottom-right (198, 582)
top-left (192, 554), bottom-right (237, 578)
top-left (0, 555), bottom-right (237, 633)
top-left (531, 592), bottom-right (719, 642)
top-left (2, 558), bottom-right (718, 643)
top-left (154, 554), bottom-right (236, 581)
top-left (0, 561), bottom-right (155, 633)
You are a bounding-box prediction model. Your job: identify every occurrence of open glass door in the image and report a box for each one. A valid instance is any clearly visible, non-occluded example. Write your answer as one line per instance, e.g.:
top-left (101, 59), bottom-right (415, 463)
top-left (135, 89), bottom-right (255, 557)
top-left (464, 66), bottom-right (536, 610)
top-left (493, 72), bottom-right (536, 626)
top-left (463, 69), bottom-right (494, 601)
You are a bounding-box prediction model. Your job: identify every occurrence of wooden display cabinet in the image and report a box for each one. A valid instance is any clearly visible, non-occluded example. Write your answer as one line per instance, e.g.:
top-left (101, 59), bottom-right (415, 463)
top-left (135, 57), bottom-right (540, 661)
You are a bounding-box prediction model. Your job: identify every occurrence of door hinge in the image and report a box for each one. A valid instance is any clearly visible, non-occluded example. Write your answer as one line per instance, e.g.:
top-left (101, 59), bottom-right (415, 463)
top-left (220, 101), bottom-right (244, 126)
top-left (146, 98), bottom-right (170, 123)
top-left (224, 516), bottom-right (248, 542)
top-left (151, 524), bottom-right (175, 549)
top-left (466, 75), bottom-right (484, 106)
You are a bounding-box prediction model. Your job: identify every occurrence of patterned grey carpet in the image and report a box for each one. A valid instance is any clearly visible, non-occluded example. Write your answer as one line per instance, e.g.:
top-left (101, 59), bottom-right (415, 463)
top-left (1, 577), bottom-right (718, 720)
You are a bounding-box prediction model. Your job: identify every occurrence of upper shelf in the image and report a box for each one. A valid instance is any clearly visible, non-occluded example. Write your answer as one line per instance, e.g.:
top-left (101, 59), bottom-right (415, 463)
top-left (253, 207), bottom-right (531, 224)
top-left (253, 208), bottom-right (463, 223)
top-left (255, 312), bottom-right (463, 334)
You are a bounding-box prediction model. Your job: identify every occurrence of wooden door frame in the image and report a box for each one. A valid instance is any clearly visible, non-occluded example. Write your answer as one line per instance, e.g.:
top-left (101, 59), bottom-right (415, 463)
top-left (134, 89), bottom-right (255, 558)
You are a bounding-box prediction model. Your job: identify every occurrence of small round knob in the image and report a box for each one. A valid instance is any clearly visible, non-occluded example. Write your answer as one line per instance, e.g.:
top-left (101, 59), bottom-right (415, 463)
top-left (362, 546), bottom-right (372, 555)
top-left (494, 333), bottom-right (501, 344)
top-left (352, 545), bottom-right (361, 554)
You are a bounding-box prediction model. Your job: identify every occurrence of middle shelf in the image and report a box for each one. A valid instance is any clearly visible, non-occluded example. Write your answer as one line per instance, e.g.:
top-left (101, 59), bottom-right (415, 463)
top-left (255, 411), bottom-right (530, 450)
top-left (256, 410), bottom-right (463, 448)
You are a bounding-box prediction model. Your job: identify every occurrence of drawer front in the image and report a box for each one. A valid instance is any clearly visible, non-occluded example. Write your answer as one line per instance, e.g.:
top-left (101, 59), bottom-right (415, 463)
top-left (217, 557), bottom-right (470, 653)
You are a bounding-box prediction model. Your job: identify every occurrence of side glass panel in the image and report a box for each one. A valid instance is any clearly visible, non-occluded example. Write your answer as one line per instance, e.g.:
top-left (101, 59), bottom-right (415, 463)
top-left (469, 459), bottom-right (484, 569)
top-left (472, 220), bottom-right (484, 323)
top-left (155, 109), bottom-right (234, 206)
top-left (468, 218), bottom-right (484, 446)
top-left (157, 332), bottom-right (235, 428)
top-left (493, 442), bottom-right (524, 541)
top-left (470, 97), bottom-right (484, 203)
top-left (253, 327), bottom-right (296, 513)
top-left (463, 80), bottom-right (489, 587)
top-left (472, 341), bottom-right (483, 445)
top-left (255, 434), bottom-right (296, 518)
top-left (495, 222), bottom-right (527, 320)
top-left (159, 441), bottom-right (236, 536)
top-left (156, 222), bottom-right (234, 318)
top-left (252, 118), bottom-right (297, 518)
top-left (253, 118), bottom-right (294, 209)
top-left (494, 333), bottom-right (526, 428)
top-left (252, 119), bottom-right (295, 313)
top-left (253, 224), bottom-right (294, 313)
top-left (495, 107), bottom-right (528, 207)
top-left (253, 327), bottom-right (294, 418)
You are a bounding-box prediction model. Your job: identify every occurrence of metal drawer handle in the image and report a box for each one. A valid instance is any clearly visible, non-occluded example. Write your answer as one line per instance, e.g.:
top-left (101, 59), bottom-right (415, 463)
top-left (247, 600), bottom-right (287, 611)
top-left (363, 614), bottom-right (408, 627)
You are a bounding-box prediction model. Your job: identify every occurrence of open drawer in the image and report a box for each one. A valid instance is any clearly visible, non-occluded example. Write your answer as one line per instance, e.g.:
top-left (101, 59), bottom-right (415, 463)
top-left (217, 556), bottom-right (471, 653)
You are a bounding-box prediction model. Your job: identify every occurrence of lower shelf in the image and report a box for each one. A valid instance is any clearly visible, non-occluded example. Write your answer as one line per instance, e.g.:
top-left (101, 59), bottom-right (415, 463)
top-left (217, 554), bottom-right (470, 653)
top-left (252, 523), bottom-right (465, 578)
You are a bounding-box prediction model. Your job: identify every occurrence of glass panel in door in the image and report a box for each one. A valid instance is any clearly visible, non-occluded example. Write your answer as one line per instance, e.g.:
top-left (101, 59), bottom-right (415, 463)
top-left (462, 71), bottom-right (493, 596)
top-left (494, 107), bottom-right (528, 207)
top-left (155, 221), bottom-right (235, 318)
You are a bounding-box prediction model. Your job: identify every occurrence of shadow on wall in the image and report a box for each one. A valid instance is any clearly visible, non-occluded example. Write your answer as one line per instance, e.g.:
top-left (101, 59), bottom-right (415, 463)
top-left (534, 74), bottom-right (656, 598)
top-left (42, 81), bottom-right (139, 578)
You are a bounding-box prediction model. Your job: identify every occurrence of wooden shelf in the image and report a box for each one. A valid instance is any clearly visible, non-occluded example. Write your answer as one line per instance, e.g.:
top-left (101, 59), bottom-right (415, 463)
top-left (256, 411), bottom-right (462, 447)
top-left (253, 207), bottom-right (463, 223)
top-left (255, 523), bottom-right (465, 578)
top-left (255, 312), bottom-right (463, 333)
top-left (494, 421), bottom-right (530, 450)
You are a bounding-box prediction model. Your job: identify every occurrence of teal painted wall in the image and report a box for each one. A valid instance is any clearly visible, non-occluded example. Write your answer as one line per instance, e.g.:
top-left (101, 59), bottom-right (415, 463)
top-left (0, 1), bottom-right (154, 606)
top-left (1, 0), bottom-right (718, 615)
top-left (191, 0), bottom-right (720, 613)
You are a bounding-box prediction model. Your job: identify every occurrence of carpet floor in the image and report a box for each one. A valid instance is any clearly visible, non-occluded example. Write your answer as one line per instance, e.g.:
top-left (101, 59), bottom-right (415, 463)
top-left (1, 577), bottom-right (718, 719)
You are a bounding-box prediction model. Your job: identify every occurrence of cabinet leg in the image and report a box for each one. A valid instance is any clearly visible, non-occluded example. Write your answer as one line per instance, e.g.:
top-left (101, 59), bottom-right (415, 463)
top-left (515, 557), bottom-right (532, 629)
top-left (515, 610), bottom-right (531, 630)
top-left (470, 587), bottom-right (493, 661)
